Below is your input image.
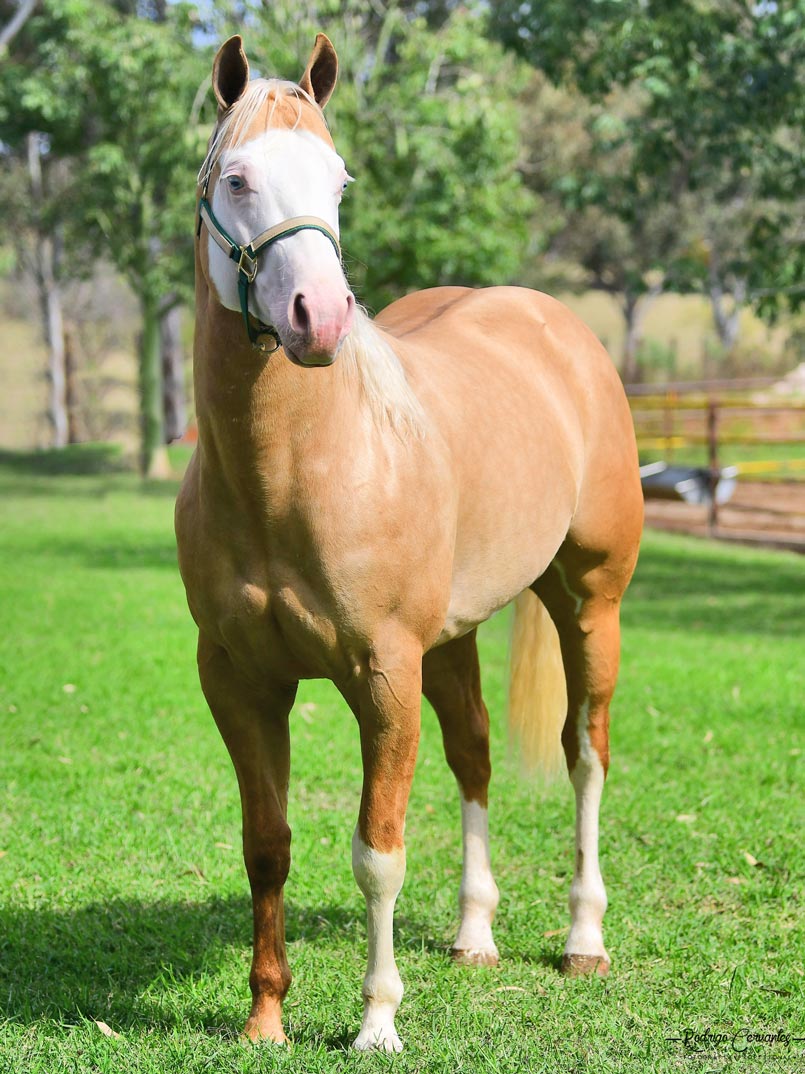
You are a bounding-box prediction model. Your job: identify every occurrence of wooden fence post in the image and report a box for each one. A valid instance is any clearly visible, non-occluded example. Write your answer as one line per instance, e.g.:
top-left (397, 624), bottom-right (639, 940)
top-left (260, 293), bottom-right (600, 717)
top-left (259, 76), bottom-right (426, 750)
top-left (707, 399), bottom-right (719, 534)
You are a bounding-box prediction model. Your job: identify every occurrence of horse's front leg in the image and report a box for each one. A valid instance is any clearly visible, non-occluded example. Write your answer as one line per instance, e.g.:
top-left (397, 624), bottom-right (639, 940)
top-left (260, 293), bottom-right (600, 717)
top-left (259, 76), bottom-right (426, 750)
top-left (348, 638), bottom-right (422, 1053)
top-left (197, 633), bottom-right (297, 1044)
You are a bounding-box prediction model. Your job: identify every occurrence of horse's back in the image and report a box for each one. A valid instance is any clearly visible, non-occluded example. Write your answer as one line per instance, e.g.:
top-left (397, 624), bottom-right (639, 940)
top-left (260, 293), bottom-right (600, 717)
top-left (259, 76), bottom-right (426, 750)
top-left (377, 285), bottom-right (631, 445)
top-left (377, 285), bottom-right (614, 380)
top-left (377, 284), bottom-right (638, 482)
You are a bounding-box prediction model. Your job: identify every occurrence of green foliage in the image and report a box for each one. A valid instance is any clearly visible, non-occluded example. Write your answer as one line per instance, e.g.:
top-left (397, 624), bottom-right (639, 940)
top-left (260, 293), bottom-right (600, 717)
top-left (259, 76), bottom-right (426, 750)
top-left (0, 451), bottom-right (803, 1071)
top-left (338, 11), bottom-right (536, 309)
top-left (491, 0), bottom-right (805, 315)
top-left (522, 77), bottom-right (685, 300)
top-left (0, 1), bottom-right (210, 472)
top-left (493, 0), bottom-right (805, 172)
top-left (0, 0), bottom-right (209, 302)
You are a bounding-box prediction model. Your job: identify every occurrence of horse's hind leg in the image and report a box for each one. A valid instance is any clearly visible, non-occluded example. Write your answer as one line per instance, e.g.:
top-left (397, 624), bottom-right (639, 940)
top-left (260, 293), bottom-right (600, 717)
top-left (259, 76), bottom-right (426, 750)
top-left (422, 630), bottom-right (499, 966)
top-left (197, 633), bottom-right (297, 1042)
top-left (535, 554), bottom-right (632, 977)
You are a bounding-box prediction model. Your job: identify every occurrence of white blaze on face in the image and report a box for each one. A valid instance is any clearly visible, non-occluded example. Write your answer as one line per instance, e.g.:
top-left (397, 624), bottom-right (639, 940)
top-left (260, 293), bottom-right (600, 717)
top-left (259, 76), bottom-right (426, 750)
top-left (207, 129), bottom-right (354, 362)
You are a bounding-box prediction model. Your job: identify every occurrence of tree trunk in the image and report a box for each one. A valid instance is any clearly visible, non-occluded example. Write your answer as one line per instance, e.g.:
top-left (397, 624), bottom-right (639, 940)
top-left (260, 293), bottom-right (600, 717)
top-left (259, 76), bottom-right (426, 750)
top-left (621, 293), bottom-right (643, 384)
top-left (621, 283), bottom-right (663, 384)
top-left (160, 300), bottom-right (187, 443)
top-left (709, 270), bottom-right (746, 353)
top-left (63, 319), bottom-right (86, 444)
top-left (27, 131), bottom-right (69, 449)
top-left (139, 293), bottom-right (170, 478)
top-left (0, 0), bottom-right (37, 52)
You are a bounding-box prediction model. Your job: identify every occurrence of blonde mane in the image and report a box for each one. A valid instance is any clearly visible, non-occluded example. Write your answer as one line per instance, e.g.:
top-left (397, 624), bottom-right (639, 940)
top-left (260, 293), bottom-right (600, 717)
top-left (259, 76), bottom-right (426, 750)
top-left (339, 308), bottom-right (426, 437)
top-left (200, 79), bottom-right (425, 437)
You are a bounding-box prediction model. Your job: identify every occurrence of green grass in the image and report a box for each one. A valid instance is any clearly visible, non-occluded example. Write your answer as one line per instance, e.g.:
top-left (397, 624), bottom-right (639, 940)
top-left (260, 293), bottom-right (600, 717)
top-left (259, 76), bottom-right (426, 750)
top-left (638, 439), bottom-right (805, 473)
top-left (0, 449), bottom-right (803, 1073)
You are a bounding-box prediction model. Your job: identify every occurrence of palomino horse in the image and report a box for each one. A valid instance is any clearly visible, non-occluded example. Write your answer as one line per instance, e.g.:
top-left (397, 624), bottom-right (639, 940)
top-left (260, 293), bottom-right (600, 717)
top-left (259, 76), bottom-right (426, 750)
top-left (176, 33), bottom-right (643, 1052)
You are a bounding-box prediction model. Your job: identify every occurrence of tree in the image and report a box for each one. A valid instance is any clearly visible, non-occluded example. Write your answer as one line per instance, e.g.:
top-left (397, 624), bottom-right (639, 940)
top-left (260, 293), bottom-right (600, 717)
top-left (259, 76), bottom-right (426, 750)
top-left (516, 74), bottom-right (695, 379)
top-left (60, 6), bottom-right (206, 475)
top-left (0, 0), bottom-right (206, 474)
top-left (110, 0), bottom-right (191, 447)
top-left (491, 0), bottom-right (805, 322)
top-left (26, 132), bottom-right (69, 446)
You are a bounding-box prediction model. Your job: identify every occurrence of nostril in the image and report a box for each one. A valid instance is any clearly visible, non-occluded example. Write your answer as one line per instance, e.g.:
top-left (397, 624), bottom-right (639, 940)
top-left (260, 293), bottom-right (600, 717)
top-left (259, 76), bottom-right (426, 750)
top-left (291, 292), bottom-right (310, 339)
top-left (344, 292), bottom-right (356, 334)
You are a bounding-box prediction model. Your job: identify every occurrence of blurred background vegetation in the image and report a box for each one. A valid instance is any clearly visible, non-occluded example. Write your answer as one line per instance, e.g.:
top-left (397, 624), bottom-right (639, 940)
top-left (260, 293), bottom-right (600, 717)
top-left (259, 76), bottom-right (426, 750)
top-left (1, 0), bottom-right (803, 475)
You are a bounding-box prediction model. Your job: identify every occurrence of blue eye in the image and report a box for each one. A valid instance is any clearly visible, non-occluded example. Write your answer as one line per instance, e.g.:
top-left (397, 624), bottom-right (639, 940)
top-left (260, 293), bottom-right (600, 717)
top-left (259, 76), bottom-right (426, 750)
top-left (227, 175), bottom-right (245, 192)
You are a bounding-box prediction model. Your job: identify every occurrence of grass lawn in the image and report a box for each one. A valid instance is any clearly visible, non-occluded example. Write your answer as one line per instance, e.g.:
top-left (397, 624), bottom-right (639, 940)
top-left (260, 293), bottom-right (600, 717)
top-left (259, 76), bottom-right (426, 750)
top-left (0, 449), bottom-right (803, 1073)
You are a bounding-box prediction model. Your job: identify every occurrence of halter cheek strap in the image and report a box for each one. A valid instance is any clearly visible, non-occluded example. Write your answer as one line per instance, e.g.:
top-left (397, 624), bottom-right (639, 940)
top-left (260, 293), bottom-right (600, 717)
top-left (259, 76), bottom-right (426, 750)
top-left (196, 195), bottom-right (342, 353)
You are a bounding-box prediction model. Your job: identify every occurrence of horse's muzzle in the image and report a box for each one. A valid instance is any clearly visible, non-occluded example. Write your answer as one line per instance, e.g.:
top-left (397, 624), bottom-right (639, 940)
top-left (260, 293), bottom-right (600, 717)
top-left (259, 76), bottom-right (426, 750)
top-left (288, 288), bottom-right (355, 366)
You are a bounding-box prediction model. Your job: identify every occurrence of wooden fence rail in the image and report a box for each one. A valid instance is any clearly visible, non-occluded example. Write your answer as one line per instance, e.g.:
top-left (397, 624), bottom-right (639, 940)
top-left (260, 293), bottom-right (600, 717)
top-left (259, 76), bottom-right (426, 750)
top-left (625, 381), bottom-right (805, 535)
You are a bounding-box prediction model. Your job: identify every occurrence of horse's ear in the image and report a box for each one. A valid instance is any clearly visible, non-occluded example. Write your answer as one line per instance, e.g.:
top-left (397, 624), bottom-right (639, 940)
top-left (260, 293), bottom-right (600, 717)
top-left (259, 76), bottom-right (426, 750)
top-left (299, 33), bottom-right (338, 108)
top-left (213, 35), bottom-right (250, 112)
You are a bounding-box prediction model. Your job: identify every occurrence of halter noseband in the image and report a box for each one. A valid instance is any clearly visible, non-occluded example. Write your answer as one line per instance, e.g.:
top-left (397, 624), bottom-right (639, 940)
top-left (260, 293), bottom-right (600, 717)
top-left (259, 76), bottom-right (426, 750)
top-left (196, 181), bottom-right (341, 353)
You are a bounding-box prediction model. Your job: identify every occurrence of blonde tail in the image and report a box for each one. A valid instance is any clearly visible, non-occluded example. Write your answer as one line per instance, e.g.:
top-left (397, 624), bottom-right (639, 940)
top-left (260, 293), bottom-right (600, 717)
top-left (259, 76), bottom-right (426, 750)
top-left (508, 589), bottom-right (567, 778)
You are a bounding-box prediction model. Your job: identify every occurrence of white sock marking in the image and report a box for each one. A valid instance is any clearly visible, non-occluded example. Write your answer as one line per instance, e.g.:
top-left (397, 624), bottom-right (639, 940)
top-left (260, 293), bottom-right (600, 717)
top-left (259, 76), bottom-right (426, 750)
top-left (351, 831), bottom-right (405, 1052)
top-left (454, 798), bottom-right (499, 960)
top-left (565, 717), bottom-right (609, 961)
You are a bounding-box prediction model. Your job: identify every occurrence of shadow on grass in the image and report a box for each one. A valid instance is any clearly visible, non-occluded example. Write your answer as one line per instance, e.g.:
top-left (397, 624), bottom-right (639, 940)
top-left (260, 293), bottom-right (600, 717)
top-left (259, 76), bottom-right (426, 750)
top-left (625, 536), bottom-right (805, 636)
top-left (0, 895), bottom-right (449, 1033)
top-left (0, 444), bottom-right (185, 501)
top-left (0, 534), bottom-right (182, 570)
top-left (0, 444), bottom-right (128, 477)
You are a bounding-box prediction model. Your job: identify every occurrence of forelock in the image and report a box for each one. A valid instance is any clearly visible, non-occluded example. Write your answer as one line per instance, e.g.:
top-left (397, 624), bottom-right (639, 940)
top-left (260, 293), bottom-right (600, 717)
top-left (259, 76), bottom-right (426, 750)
top-left (198, 78), bottom-right (331, 188)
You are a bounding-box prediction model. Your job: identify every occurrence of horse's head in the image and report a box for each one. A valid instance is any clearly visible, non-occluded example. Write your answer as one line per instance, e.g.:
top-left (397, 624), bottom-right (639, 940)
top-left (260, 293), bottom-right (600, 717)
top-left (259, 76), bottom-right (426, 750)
top-left (199, 35), bottom-right (355, 366)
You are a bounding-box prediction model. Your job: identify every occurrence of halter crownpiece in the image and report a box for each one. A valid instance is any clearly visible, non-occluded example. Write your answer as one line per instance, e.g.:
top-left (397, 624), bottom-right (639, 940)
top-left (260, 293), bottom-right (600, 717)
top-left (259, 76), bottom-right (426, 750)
top-left (197, 190), bottom-right (342, 353)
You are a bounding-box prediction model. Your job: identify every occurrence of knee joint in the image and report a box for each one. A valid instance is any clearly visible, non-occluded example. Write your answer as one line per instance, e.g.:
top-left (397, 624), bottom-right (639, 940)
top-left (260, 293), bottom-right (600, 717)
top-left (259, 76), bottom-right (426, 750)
top-left (352, 832), bottom-right (406, 899)
top-left (245, 823), bottom-right (291, 889)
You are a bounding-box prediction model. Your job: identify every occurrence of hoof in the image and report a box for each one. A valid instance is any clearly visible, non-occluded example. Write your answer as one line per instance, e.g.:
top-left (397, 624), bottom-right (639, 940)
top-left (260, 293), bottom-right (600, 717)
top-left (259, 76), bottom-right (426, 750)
top-left (452, 946), bottom-right (500, 968)
top-left (241, 1016), bottom-right (289, 1046)
top-left (353, 1029), bottom-right (403, 1053)
top-left (561, 953), bottom-right (610, 978)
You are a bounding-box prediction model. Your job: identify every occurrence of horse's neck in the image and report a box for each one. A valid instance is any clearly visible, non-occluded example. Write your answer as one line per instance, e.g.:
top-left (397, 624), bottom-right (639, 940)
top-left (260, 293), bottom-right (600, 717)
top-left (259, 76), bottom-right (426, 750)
top-left (194, 295), bottom-right (424, 492)
top-left (193, 311), bottom-right (363, 506)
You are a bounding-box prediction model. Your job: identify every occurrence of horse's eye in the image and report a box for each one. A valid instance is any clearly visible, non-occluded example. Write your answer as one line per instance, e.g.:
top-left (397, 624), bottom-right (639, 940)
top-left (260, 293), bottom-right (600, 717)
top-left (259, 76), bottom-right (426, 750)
top-left (227, 175), bottom-right (245, 192)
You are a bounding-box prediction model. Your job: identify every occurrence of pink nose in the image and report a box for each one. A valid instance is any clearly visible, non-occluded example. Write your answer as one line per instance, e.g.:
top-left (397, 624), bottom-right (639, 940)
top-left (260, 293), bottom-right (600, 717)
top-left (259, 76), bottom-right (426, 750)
top-left (288, 288), bottom-right (355, 365)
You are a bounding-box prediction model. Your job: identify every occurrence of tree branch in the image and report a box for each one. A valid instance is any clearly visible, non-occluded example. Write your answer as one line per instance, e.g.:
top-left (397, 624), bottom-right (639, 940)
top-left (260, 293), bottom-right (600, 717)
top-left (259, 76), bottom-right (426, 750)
top-left (0, 0), bottom-right (37, 52)
top-left (749, 282), bottom-right (805, 300)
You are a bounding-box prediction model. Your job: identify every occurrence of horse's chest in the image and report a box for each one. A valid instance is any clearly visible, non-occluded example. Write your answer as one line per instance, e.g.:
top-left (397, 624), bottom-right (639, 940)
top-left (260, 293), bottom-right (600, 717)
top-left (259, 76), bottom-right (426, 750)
top-left (178, 522), bottom-right (344, 682)
top-left (187, 560), bottom-right (282, 669)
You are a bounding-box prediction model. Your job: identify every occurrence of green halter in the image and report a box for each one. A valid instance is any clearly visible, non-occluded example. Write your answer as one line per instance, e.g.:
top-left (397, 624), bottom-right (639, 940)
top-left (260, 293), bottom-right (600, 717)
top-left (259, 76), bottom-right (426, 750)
top-left (196, 192), bottom-right (342, 353)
